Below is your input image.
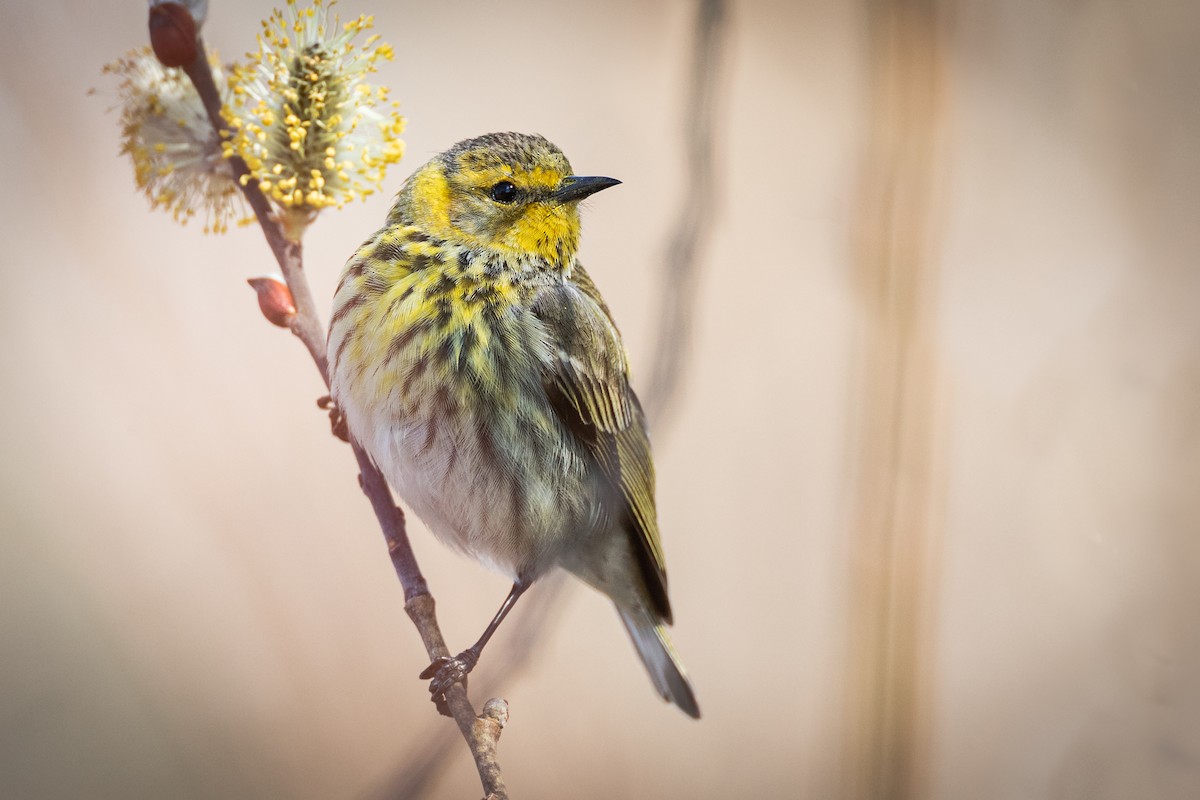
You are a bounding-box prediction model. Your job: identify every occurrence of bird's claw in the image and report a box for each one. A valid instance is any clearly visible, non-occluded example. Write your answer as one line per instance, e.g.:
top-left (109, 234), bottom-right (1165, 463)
top-left (317, 395), bottom-right (350, 442)
top-left (420, 651), bottom-right (478, 715)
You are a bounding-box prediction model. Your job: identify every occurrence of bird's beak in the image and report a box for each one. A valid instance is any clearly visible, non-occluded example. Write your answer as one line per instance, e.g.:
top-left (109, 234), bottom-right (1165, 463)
top-left (552, 175), bottom-right (621, 203)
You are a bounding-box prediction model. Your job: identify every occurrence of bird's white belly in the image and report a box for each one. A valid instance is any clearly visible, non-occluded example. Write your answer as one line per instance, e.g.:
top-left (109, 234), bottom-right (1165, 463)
top-left (354, 397), bottom-right (589, 581)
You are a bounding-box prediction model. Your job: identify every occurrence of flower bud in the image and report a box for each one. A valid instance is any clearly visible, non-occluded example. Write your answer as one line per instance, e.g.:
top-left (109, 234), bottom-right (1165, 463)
top-left (153, 0), bottom-right (208, 27)
top-left (247, 275), bottom-right (297, 328)
top-left (148, 2), bottom-right (198, 68)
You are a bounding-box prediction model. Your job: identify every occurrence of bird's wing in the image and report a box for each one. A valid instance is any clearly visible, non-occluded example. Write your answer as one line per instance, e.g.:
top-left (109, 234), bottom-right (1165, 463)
top-left (531, 267), bottom-right (671, 622)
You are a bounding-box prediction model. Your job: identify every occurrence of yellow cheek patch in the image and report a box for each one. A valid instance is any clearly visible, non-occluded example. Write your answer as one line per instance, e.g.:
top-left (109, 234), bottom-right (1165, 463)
top-left (409, 165), bottom-right (453, 235)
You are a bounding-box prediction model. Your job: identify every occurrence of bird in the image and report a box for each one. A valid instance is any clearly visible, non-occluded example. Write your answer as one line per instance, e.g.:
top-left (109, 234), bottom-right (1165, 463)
top-left (327, 131), bottom-right (699, 718)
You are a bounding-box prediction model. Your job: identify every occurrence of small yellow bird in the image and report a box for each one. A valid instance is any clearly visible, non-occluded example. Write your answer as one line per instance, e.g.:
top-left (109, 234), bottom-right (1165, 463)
top-left (327, 132), bottom-right (698, 718)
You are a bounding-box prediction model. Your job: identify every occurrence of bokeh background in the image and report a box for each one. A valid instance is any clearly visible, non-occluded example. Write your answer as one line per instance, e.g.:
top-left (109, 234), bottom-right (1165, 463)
top-left (2, 0), bottom-right (1198, 798)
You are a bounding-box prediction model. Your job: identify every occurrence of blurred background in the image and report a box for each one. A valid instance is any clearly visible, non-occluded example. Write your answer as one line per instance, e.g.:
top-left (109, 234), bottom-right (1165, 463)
top-left (2, 0), bottom-right (1198, 797)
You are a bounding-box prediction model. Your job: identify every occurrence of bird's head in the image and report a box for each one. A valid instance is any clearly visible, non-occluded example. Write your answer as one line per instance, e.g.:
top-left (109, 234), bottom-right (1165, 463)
top-left (391, 132), bottom-right (619, 268)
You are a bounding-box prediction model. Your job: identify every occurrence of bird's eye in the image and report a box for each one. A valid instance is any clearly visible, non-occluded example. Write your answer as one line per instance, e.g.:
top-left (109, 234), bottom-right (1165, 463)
top-left (489, 181), bottom-right (518, 203)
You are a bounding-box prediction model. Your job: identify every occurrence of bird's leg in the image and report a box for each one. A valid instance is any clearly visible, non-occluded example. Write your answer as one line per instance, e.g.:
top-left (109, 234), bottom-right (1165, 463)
top-left (421, 581), bottom-right (529, 714)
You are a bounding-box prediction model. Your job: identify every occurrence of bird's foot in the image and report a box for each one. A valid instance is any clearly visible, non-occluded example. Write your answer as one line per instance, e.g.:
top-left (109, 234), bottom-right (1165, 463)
top-left (316, 395), bottom-right (349, 442)
top-left (420, 650), bottom-right (479, 716)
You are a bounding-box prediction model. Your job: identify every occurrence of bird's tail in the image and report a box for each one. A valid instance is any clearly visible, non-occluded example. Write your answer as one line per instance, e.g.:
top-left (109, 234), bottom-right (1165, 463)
top-left (617, 604), bottom-right (701, 718)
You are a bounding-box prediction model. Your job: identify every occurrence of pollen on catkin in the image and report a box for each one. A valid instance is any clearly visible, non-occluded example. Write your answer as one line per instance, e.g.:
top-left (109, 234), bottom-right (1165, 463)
top-left (221, 0), bottom-right (405, 234)
top-left (102, 48), bottom-right (244, 234)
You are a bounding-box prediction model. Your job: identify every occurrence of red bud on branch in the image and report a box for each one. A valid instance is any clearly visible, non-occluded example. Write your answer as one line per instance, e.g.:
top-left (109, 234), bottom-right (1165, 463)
top-left (247, 275), bottom-right (297, 328)
top-left (148, 2), bottom-right (198, 68)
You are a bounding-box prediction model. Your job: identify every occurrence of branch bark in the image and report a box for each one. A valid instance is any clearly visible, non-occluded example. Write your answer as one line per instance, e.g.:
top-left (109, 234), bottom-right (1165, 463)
top-left (177, 36), bottom-right (509, 800)
top-left (375, 574), bottom-right (569, 799)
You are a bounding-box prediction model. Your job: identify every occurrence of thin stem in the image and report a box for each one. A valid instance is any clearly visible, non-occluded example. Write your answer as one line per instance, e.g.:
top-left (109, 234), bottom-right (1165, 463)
top-left (176, 38), bottom-right (508, 800)
top-left (183, 40), bottom-right (328, 384)
top-left (376, 575), bottom-right (568, 799)
top-left (642, 0), bottom-right (728, 424)
top-left (406, 595), bottom-right (508, 799)
top-left (352, 442), bottom-right (428, 601)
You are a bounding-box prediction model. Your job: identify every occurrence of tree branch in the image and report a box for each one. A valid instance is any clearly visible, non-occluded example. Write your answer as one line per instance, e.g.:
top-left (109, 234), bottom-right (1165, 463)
top-left (642, 0), bottom-right (728, 425)
top-left (176, 34), bottom-right (509, 800)
top-left (182, 42), bottom-right (329, 383)
top-left (373, 574), bottom-right (569, 798)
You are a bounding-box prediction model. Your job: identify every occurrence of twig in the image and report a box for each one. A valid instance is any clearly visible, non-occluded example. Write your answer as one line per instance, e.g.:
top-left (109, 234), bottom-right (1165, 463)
top-left (177, 36), bottom-right (509, 800)
top-left (183, 43), bottom-right (329, 383)
top-left (471, 699), bottom-right (510, 795)
top-left (642, 0), bottom-right (728, 424)
top-left (405, 595), bottom-right (508, 798)
top-left (372, 574), bottom-right (569, 799)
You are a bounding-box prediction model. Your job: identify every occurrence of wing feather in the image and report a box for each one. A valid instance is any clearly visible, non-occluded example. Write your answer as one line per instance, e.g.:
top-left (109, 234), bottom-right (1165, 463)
top-left (532, 267), bottom-right (671, 621)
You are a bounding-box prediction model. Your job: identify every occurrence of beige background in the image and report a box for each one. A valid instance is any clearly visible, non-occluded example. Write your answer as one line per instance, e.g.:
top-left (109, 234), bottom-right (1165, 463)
top-left (2, 0), bottom-right (1198, 798)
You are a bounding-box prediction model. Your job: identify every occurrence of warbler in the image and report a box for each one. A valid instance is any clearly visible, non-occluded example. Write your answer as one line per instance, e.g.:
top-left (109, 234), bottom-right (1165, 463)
top-left (327, 132), bottom-right (699, 718)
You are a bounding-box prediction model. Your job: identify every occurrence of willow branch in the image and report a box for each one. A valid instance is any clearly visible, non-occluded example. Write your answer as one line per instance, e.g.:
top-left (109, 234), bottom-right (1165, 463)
top-left (642, 0), bottom-right (728, 424)
top-left (374, 574), bottom-right (569, 799)
top-left (183, 44), bottom-right (329, 383)
top-left (177, 37), bottom-right (508, 800)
